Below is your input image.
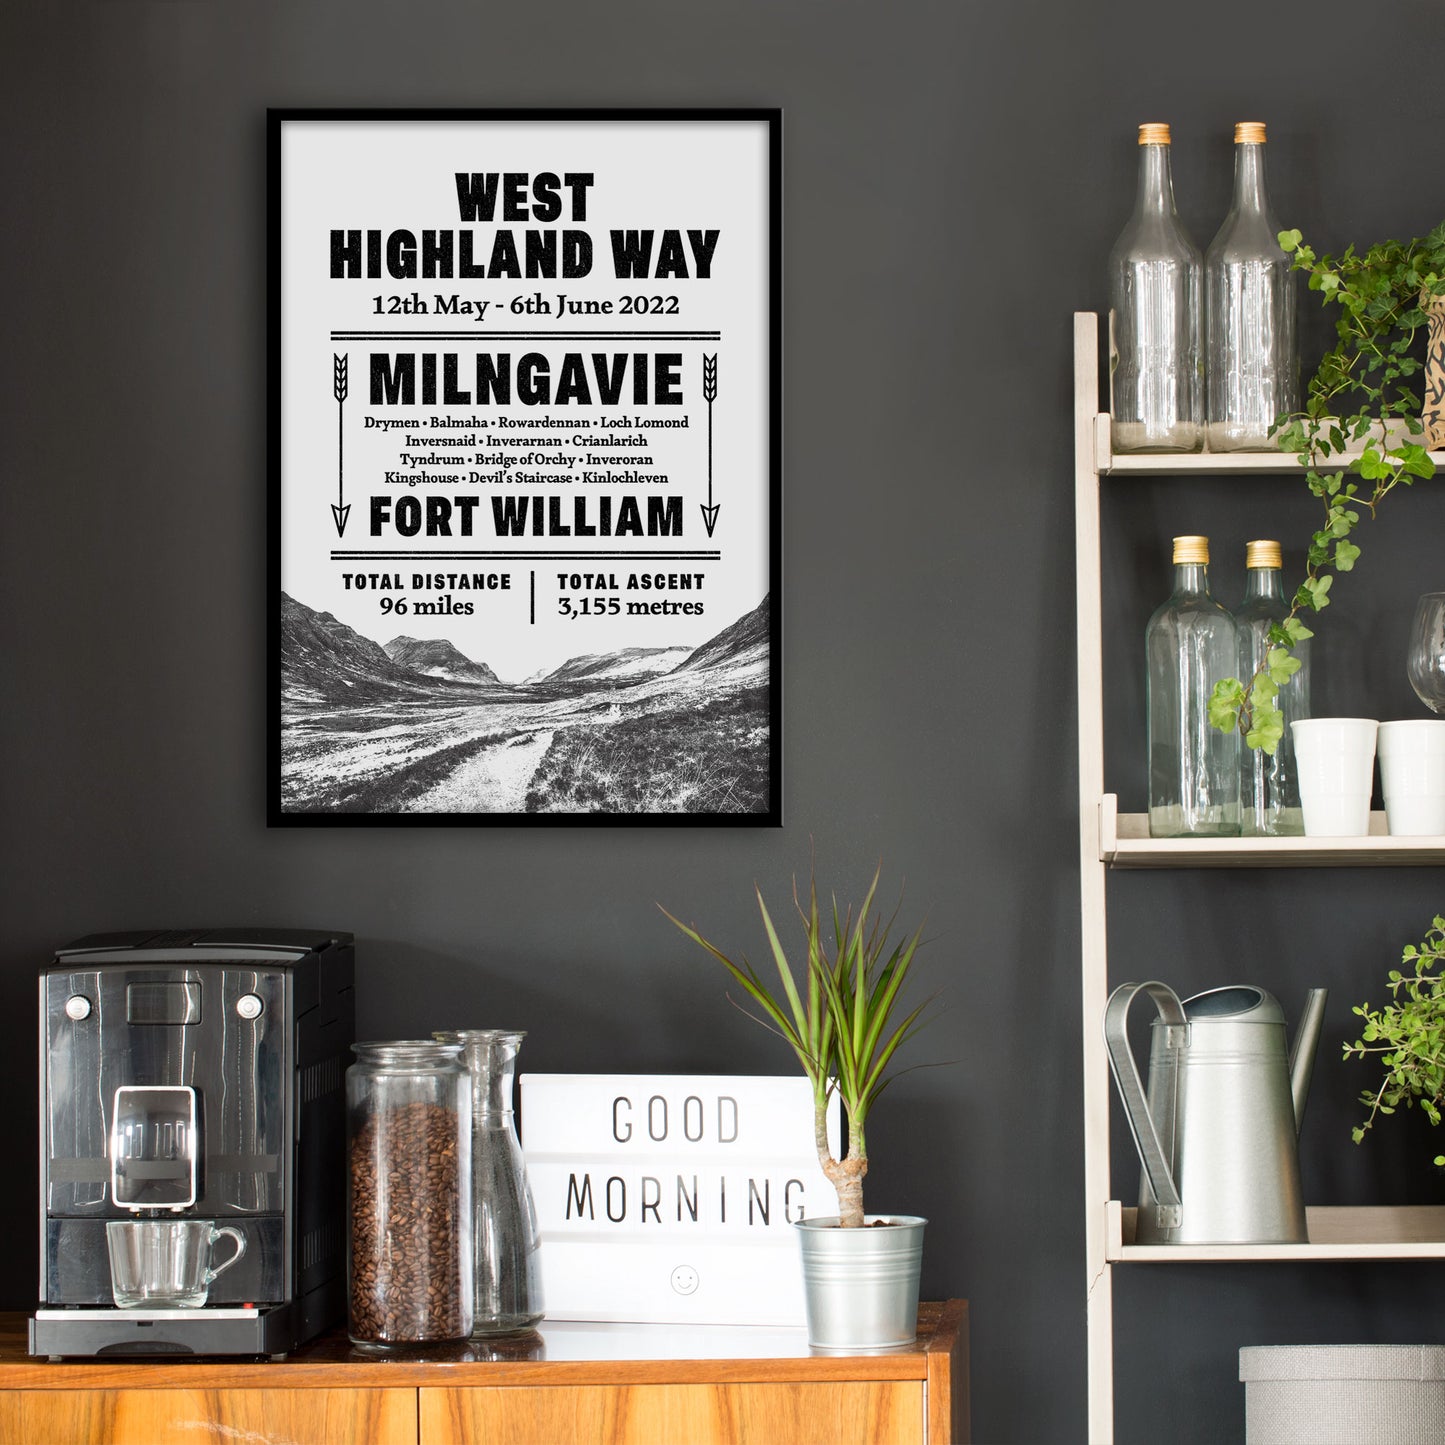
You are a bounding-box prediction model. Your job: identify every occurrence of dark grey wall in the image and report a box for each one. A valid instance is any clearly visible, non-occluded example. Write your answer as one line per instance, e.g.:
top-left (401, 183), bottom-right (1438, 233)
top-left (4, 1), bottom-right (1445, 1440)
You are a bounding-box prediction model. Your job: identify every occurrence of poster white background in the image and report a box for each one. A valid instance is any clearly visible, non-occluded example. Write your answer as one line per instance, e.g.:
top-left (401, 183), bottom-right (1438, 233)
top-left (279, 115), bottom-right (771, 685)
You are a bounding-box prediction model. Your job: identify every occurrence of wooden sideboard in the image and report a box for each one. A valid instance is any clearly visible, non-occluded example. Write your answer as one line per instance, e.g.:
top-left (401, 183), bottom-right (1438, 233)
top-left (0, 1301), bottom-right (968, 1445)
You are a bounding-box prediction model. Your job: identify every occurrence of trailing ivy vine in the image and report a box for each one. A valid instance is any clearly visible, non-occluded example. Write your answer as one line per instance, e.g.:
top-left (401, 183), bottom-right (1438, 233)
top-left (1208, 222), bottom-right (1445, 753)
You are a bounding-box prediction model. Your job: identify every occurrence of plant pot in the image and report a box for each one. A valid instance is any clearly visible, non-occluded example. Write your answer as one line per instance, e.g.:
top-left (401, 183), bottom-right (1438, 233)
top-left (1377, 719), bottom-right (1445, 836)
top-left (1424, 290), bottom-right (1445, 451)
top-left (794, 1214), bottom-right (926, 1351)
top-left (1291, 717), bottom-right (1379, 837)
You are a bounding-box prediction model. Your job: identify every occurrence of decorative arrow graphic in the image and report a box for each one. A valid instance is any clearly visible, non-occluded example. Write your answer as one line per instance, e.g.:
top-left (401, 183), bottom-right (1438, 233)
top-left (332, 354), bottom-right (351, 536)
top-left (700, 353), bottom-right (719, 537)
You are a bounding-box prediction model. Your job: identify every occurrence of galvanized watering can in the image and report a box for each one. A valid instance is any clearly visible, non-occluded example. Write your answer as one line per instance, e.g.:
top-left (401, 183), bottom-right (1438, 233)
top-left (1103, 982), bottom-right (1327, 1245)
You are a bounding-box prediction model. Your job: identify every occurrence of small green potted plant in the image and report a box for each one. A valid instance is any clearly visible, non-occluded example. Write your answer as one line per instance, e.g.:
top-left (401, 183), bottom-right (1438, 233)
top-left (1345, 916), bottom-right (1445, 1162)
top-left (661, 862), bottom-right (938, 1350)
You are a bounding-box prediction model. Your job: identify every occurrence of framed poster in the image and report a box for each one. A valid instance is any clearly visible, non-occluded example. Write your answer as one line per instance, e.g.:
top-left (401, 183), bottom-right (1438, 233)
top-left (268, 109), bottom-right (780, 824)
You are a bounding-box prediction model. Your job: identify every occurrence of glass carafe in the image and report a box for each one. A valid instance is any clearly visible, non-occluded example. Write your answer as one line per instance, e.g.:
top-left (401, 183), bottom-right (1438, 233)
top-left (435, 1029), bottom-right (544, 1335)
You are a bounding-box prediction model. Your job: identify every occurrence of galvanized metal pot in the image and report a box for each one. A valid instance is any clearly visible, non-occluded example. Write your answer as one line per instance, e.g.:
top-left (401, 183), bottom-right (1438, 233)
top-left (795, 1215), bottom-right (926, 1351)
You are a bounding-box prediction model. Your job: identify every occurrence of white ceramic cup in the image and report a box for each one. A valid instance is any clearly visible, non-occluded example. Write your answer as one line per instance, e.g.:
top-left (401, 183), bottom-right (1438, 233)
top-left (1377, 720), bottom-right (1445, 836)
top-left (1291, 718), bottom-right (1379, 837)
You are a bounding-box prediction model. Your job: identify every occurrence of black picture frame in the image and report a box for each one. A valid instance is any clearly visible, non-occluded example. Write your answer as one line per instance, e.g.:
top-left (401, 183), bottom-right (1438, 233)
top-left (268, 109), bottom-right (781, 825)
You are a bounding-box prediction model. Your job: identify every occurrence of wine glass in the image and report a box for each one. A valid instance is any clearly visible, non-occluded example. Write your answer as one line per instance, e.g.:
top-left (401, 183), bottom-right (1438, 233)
top-left (1407, 593), bottom-right (1445, 715)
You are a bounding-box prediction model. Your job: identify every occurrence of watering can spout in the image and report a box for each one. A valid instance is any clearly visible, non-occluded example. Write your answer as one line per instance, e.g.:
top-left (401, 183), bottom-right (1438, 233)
top-left (1289, 988), bottom-right (1328, 1135)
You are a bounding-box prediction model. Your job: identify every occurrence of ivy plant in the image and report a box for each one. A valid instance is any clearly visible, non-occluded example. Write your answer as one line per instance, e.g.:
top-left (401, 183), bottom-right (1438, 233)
top-left (1208, 222), bottom-right (1445, 753)
top-left (1344, 917), bottom-right (1445, 1164)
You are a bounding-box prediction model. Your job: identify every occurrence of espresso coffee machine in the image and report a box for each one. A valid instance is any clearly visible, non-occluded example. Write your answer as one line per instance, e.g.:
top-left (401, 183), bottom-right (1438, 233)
top-left (31, 929), bottom-right (354, 1358)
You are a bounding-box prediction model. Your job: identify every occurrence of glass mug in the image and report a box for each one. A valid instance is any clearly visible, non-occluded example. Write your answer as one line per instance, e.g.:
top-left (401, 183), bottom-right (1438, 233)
top-left (106, 1219), bottom-right (247, 1308)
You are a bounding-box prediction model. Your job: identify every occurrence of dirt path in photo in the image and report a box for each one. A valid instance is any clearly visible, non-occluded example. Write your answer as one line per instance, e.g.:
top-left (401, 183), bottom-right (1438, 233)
top-left (401, 730), bottom-right (555, 813)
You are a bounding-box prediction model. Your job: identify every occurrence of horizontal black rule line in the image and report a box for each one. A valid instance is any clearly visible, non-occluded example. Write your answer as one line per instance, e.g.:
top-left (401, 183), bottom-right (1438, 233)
top-left (327, 331), bottom-right (723, 339)
top-left (329, 551), bottom-right (722, 559)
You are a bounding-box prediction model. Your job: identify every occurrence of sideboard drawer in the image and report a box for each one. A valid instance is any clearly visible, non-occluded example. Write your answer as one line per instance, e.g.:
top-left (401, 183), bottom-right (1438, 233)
top-left (421, 1380), bottom-right (926, 1445)
top-left (0, 1387), bottom-right (417, 1445)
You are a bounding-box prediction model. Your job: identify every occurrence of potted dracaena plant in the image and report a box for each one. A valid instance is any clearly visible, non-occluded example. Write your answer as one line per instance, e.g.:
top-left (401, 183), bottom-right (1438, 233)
top-left (661, 862), bottom-right (939, 1350)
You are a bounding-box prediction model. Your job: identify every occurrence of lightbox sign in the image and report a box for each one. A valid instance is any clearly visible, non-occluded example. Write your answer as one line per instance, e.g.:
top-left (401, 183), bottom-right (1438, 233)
top-left (521, 1074), bottom-right (840, 1326)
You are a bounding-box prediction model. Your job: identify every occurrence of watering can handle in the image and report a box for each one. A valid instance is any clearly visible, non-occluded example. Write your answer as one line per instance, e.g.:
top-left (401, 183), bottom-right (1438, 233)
top-left (1103, 981), bottom-right (1187, 1219)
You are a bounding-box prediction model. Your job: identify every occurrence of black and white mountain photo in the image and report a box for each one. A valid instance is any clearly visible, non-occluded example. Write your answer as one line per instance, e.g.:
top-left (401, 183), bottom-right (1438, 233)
top-left (279, 593), bottom-right (771, 816)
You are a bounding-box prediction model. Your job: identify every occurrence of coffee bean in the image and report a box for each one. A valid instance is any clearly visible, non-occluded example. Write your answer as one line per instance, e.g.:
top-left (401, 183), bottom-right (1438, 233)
top-left (348, 1099), bottom-right (466, 1344)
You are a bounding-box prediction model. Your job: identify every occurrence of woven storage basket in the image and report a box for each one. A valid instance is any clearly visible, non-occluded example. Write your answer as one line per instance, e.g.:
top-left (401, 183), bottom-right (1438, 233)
top-left (1240, 1345), bottom-right (1445, 1444)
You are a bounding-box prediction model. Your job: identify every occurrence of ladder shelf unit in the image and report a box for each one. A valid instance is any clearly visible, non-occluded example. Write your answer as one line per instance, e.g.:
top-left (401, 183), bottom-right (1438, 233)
top-left (1072, 310), bottom-right (1445, 1443)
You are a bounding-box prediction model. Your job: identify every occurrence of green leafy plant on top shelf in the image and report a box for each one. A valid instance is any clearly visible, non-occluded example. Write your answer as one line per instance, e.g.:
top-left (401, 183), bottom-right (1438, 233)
top-left (1209, 221), bottom-right (1445, 754)
top-left (1345, 917), bottom-right (1445, 1165)
top-left (660, 863), bottom-right (937, 1229)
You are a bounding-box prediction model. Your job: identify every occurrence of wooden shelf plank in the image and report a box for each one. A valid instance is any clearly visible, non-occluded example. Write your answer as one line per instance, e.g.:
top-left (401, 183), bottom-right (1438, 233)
top-left (1094, 413), bottom-right (1445, 476)
top-left (1099, 798), bottom-right (1445, 867)
top-left (1106, 1202), bottom-right (1445, 1262)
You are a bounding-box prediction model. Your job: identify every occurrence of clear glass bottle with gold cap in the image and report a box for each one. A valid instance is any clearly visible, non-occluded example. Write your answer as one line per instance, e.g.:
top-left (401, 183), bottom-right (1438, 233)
top-left (1108, 123), bottom-right (1203, 453)
top-left (1205, 123), bottom-right (1298, 451)
top-left (1234, 539), bottom-right (1308, 835)
top-left (1146, 535), bottom-right (1240, 836)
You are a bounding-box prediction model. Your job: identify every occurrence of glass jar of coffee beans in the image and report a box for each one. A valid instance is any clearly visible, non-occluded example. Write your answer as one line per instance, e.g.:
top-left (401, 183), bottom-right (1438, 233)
top-left (346, 1041), bottom-right (473, 1347)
